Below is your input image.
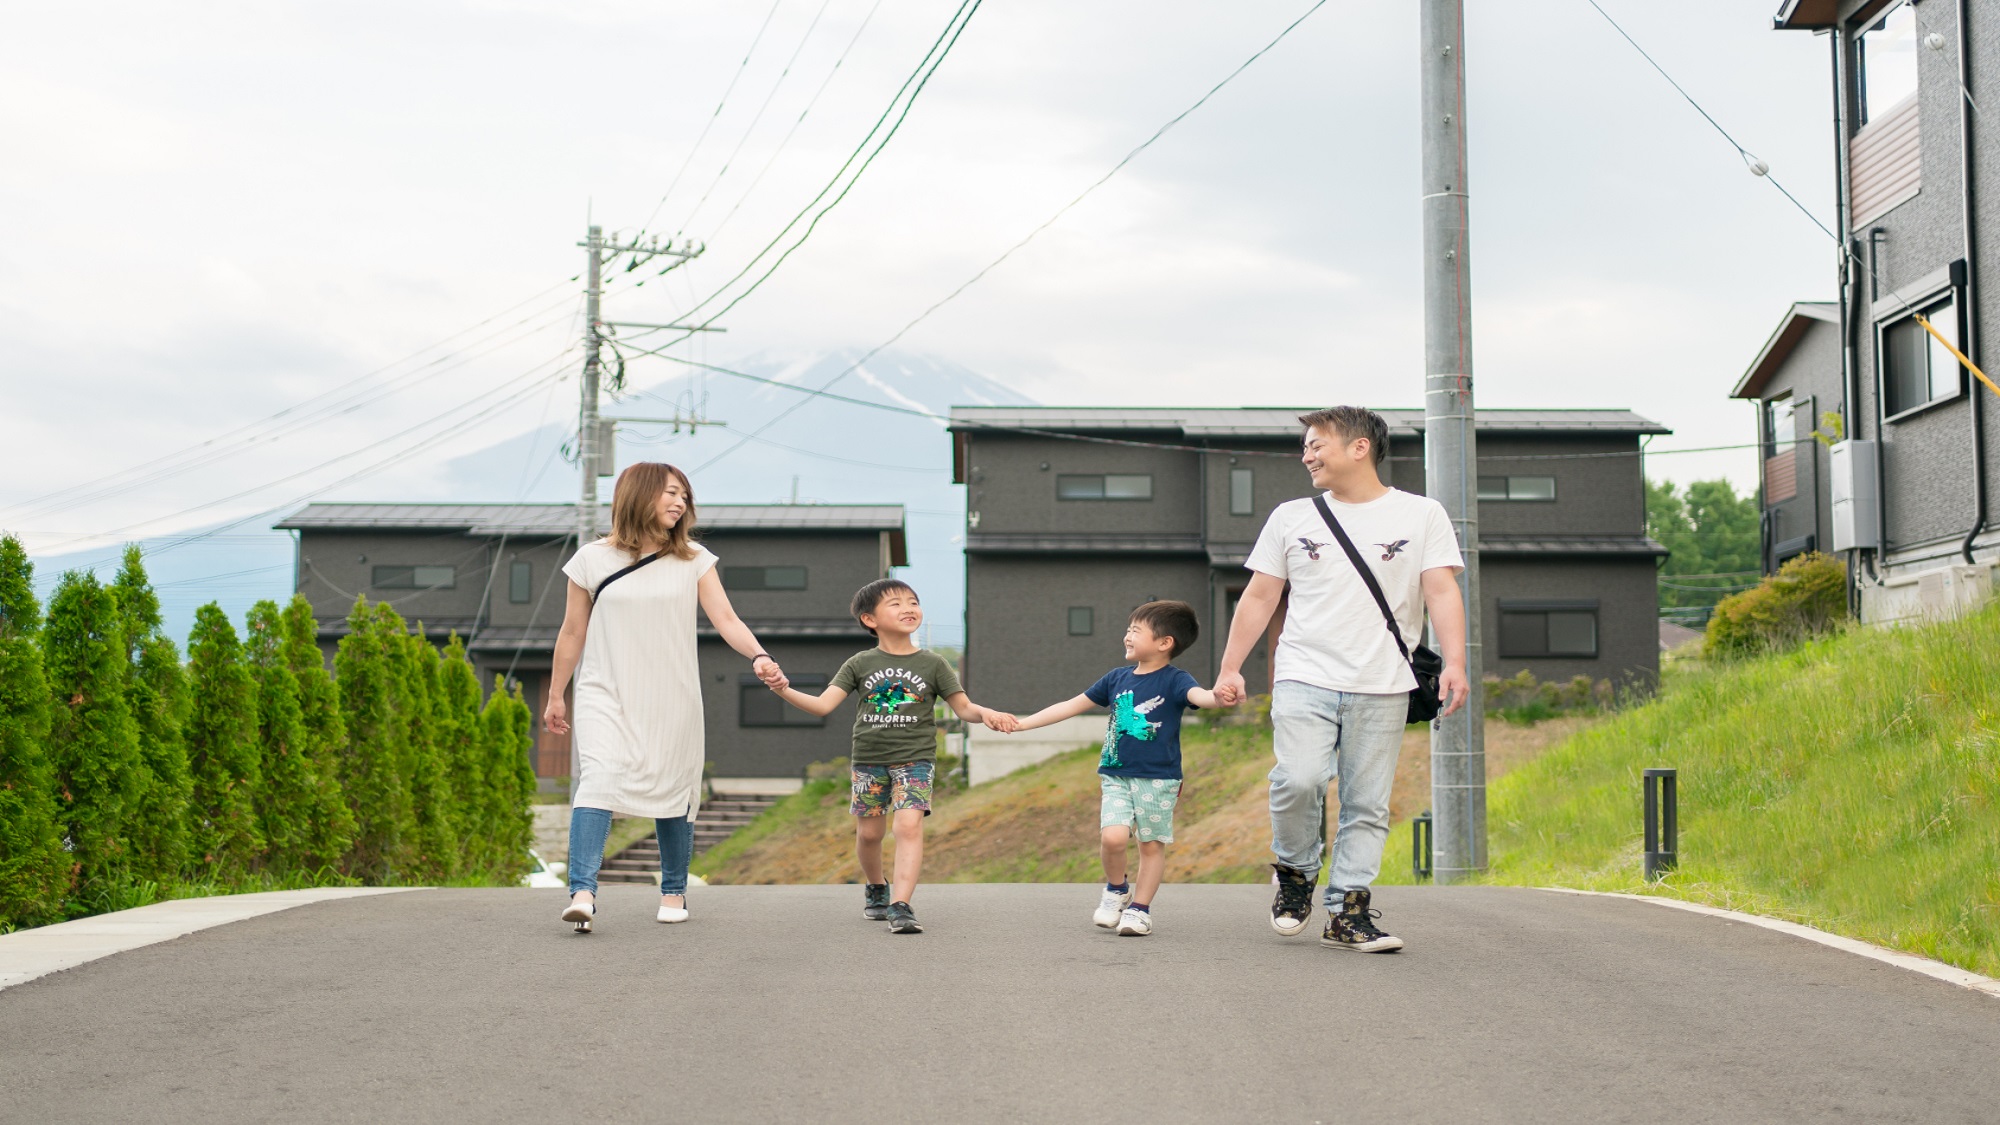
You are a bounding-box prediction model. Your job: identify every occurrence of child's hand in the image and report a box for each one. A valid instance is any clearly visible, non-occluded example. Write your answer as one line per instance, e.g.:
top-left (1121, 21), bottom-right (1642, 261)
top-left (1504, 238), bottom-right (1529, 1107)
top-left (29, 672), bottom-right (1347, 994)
top-left (983, 711), bottom-right (1019, 733)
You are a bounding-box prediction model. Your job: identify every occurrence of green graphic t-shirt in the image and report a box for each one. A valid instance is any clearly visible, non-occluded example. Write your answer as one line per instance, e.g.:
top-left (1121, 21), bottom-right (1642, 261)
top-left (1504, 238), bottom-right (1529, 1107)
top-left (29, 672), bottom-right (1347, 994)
top-left (829, 647), bottom-right (963, 766)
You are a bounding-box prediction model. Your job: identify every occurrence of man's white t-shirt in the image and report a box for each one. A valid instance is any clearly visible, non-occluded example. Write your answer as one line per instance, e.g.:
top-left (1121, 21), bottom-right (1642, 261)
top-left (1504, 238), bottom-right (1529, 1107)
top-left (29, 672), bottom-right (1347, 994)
top-left (1244, 488), bottom-right (1464, 695)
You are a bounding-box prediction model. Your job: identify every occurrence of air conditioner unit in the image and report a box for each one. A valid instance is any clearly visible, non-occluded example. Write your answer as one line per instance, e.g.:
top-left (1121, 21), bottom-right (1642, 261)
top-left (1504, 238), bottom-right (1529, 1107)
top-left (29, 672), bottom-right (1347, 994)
top-left (1829, 439), bottom-right (1878, 552)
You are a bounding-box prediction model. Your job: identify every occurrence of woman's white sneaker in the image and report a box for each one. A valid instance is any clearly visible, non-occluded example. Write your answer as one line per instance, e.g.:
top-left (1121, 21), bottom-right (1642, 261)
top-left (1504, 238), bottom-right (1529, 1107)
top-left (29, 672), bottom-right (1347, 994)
top-left (1093, 886), bottom-right (1134, 928)
top-left (657, 896), bottom-right (689, 924)
top-left (561, 898), bottom-right (595, 934)
top-left (1115, 908), bottom-right (1153, 936)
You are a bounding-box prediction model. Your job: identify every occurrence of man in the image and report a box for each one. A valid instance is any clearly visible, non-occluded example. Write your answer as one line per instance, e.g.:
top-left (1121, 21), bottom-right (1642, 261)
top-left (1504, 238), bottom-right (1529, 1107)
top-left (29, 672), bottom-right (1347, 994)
top-left (1213, 406), bottom-right (1468, 952)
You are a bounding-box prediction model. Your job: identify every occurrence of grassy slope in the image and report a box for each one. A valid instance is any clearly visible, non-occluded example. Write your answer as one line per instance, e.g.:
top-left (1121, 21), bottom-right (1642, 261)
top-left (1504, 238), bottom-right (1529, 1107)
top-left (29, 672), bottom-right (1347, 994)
top-left (696, 717), bottom-right (1586, 887)
top-left (1378, 601), bottom-right (2000, 976)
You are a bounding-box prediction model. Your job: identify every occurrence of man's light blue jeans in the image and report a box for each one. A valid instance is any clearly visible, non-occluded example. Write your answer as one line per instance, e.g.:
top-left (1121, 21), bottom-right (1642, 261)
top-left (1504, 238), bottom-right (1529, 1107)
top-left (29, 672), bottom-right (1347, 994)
top-left (1267, 681), bottom-right (1408, 903)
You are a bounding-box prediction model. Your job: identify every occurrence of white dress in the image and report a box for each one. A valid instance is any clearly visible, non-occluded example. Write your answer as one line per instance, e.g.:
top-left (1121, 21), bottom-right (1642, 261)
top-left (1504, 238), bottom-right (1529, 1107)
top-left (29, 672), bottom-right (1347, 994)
top-left (560, 539), bottom-right (716, 821)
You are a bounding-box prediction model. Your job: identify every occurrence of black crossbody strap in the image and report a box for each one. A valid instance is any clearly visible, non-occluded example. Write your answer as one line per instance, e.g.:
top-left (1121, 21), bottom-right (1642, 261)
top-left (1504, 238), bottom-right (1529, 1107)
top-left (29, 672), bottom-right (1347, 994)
top-left (1311, 496), bottom-right (1415, 668)
top-left (592, 551), bottom-right (663, 603)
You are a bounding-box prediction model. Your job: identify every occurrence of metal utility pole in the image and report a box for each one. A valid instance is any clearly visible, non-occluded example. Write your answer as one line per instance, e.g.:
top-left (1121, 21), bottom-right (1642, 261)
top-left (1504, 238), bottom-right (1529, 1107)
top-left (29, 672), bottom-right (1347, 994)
top-left (1420, 0), bottom-right (1486, 882)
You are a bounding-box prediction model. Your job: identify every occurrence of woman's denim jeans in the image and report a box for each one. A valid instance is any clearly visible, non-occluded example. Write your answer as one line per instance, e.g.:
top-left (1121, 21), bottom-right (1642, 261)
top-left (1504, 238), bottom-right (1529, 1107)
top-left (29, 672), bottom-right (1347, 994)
top-left (566, 806), bottom-right (695, 896)
top-left (1266, 681), bottom-right (1408, 902)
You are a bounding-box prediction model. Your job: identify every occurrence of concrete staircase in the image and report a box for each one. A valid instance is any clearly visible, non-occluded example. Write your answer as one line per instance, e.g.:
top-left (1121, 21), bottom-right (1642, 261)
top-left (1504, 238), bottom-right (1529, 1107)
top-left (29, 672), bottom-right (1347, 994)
top-left (596, 793), bottom-right (783, 884)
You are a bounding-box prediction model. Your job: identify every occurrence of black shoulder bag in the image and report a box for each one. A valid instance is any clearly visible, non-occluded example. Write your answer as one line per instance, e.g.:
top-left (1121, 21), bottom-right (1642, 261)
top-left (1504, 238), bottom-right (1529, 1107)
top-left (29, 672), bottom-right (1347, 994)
top-left (591, 551), bottom-right (663, 603)
top-left (1311, 497), bottom-right (1444, 724)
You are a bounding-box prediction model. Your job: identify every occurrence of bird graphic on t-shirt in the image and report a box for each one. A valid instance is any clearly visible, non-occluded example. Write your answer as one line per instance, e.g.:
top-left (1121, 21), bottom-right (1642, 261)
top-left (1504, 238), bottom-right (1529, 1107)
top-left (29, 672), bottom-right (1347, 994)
top-left (1375, 539), bottom-right (1410, 561)
top-left (1100, 692), bottom-right (1165, 769)
top-left (1297, 537), bottom-right (1328, 561)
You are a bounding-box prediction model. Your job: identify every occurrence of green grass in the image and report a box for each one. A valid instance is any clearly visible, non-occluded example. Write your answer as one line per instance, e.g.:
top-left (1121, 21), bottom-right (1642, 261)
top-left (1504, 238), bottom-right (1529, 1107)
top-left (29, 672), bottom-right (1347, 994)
top-left (1380, 600), bottom-right (2000, 977)
top-left (693, 778), bottom-right (845, 876)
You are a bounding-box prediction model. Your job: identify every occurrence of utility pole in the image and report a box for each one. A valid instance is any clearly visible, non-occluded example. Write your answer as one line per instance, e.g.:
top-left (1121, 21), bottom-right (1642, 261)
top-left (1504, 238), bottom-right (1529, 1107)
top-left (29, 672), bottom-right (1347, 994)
top-left (1420, 0), bottom-right (1486, 883)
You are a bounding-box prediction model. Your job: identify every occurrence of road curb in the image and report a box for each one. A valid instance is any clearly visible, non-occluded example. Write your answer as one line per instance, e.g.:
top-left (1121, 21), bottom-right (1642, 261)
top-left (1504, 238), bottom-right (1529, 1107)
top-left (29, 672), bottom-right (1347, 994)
top-left (0, 887), bottom-right (420, 992)
top-left (1539, 887), bottom-right (2000, 1000)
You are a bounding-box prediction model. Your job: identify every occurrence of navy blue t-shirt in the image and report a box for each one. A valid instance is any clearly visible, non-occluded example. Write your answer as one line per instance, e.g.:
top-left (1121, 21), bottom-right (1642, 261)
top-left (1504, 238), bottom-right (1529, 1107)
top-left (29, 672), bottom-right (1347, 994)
top-left (1084, 664), bottom-right (1201, 780)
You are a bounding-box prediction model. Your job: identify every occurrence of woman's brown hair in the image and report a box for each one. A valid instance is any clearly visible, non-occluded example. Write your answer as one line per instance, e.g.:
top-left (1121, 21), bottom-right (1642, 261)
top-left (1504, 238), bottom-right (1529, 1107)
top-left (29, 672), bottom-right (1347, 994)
top-left (606, 462), bottom-right (699, 560)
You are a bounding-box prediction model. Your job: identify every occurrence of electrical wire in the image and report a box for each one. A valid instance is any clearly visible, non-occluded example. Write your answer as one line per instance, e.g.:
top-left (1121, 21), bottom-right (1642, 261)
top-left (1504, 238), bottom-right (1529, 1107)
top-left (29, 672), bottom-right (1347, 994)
top-left (689, 0), bottom-right (1328, 474)
top-left (678, 0), bottom-right (836, 234)
top-left (639, 0), bottom-right (789, 238)
top-left (2, 278), bottom-right (580, 520)
top-left (708, 0), bottom-right (885, 241)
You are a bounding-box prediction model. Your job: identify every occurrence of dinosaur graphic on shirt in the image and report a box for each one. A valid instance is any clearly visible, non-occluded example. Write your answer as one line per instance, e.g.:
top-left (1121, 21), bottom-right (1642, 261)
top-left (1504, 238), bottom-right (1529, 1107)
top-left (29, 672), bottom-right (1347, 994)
top-left (865, 680), bottom-right (921, 714)
top-left (1099, 691), bottom-right (1165, 769)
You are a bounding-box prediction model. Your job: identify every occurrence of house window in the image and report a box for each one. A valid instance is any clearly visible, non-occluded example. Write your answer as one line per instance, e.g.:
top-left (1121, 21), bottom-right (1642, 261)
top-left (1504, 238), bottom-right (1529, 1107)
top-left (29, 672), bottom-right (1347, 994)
top-left (1056, 473), bottom-right (1153, 500)
top-left (1497, 600), bottom-right (1599, 659)
top-left (722, 565), bottom-right (808, 591)
top-left (509, 561), bottom-right (532, 604)
top-left (1762, 395), bottom-right (1796, 459)
top-left (1857, 2), bottom-right (1918, 126)
top-left (740, 673), bottom-right (827, 727)
top-left (1067, 607), bottom-right (1094, 636)
top-left (1476, 476), bottom-right (1557, 501)
top-left (1229, 468), bottom-right (1255, 516)
top-left (372, 565), bottom-right (455, 590)
top-left (1882, 297), bottom-right (1961, 417)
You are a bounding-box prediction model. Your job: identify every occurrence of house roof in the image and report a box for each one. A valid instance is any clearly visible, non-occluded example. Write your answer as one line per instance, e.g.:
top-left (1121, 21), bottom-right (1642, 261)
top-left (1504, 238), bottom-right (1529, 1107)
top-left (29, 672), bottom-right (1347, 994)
top-left (947, 406), bottom-right (1670, 440)
top-left (1481, 534), bottom-right (1668, 558)
top-left (1732, 301), bottom-right (1839, 400)
top-left (1771, 0), bottom-right (1838, 29)
top-left (276, 502), bottom-right (909, 564)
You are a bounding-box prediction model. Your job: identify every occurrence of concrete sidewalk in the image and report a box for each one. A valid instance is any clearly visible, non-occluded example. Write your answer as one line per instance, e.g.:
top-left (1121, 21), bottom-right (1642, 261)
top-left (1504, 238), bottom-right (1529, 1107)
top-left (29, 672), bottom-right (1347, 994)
top-left (4, 884), bottom-right (1997, 1123)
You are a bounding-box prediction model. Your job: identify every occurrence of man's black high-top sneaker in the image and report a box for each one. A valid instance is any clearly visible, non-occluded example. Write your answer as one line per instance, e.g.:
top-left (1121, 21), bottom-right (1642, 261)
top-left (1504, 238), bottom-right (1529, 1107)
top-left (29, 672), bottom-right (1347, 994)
top-left (1321, 888), bottom-right (1404, 952)
top-left (1271, 864), bottom-right (1315, 936)
top-left (862, 883), bottom-right (892, 920)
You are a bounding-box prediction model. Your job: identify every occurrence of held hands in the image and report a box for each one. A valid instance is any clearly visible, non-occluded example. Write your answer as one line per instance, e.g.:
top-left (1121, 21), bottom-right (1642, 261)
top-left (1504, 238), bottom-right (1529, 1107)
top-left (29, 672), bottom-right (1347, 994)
top-left (753, 655), bottom-right (789, 692)
top-left (542, 695), bottom-right (569, 736)
top-left (1212, 670), bottom-right (1247, 708)
top-left (982, 711), bottom-right (1020, 733)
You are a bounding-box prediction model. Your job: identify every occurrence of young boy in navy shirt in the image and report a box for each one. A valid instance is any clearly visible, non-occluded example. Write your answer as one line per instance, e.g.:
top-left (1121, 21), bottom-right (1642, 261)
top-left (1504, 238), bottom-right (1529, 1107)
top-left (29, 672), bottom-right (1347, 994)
top-left (1009, 600), bottom-right (1218, 935)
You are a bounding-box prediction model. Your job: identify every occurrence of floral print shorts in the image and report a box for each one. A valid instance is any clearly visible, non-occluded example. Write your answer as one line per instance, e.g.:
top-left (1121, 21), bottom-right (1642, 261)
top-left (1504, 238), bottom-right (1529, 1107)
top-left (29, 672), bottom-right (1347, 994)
top-left (1100, 775), bottom-right (1182, 843)
top-left (850, 761), bottom-right (934, 818)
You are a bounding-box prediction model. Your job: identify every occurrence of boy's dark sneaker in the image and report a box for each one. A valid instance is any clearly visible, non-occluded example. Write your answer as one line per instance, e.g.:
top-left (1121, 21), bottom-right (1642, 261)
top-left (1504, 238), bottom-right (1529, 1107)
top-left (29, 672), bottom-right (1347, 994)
top-left (1321, 888), bottom-right (1404, 953)
top-left (886, 901), bottom-right (923, 934)
top-left (863, 883), bottom-right (892, 920)
top-left (1271, 864), bottom-right (1315, 936)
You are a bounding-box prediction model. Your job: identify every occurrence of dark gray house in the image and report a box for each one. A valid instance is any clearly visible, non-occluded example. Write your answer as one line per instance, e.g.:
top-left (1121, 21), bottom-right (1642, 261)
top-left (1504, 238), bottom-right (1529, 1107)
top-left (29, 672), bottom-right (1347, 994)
top-left (1746, 1), bottom-right (2000, 621)
top-left (946, 407), bottom-right (1669, 722)
top-left (275, 502), bottom-right (907, 787)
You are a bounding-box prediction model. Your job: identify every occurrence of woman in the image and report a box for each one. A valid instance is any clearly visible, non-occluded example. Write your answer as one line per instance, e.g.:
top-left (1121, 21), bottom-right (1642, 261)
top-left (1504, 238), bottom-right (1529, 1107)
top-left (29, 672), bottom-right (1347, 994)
top-left (543, 462), bottom-right (787, 930)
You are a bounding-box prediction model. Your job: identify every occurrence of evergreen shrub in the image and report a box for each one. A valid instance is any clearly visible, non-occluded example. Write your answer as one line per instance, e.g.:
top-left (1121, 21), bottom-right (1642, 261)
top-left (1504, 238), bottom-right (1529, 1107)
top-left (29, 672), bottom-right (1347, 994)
top-left (184, 603), bottom-right (265, 874)
top-left (1705, 552), bottom-right (1849, 659)
top-left (0, 536), bottom-right (71, 929)
top-left (42, 570), bottom-right (146, 907)
top-left (113, 546), bottom-right (194, 887)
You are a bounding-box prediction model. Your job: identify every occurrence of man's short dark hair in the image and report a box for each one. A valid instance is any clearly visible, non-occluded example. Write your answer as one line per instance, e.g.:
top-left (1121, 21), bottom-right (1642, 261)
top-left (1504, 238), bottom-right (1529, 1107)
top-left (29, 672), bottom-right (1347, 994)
top-left (1129, 600), bottom-right (1199, 658)
top-left (851, 578), bottom-right (918, 636)
top-left (1298, 406), bottom-right (1390, 466)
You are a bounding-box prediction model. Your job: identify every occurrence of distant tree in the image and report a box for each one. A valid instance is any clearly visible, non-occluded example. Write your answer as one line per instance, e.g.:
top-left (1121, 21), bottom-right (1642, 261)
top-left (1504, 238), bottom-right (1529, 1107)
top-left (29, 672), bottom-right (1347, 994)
top-left (385, 610), bottom-right (458, 882)
top-left (111, 546), bottom-right (194, 887)
top-left (1647, 478), bottom-right (1762, 615)
top-left (434, 635), bottom-right (487, 871)
top-left (0, 536), bottom-right (72, 929)
top-left (183, 603), bottom-right (265, 876)
top-left (479, 677), bottom-right (538, 885)
top-left (334, 596), bottom-right (412, 882)
top-left (279, 597), bottom-right (355, 871)
top-left (42, 571), bottom-right (146, 907)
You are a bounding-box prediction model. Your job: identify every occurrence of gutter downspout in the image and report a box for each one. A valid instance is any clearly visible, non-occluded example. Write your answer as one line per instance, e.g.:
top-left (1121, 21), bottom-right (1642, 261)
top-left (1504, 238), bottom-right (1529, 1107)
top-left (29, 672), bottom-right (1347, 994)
top-left (1955, 0), bottom-right (1987, 565)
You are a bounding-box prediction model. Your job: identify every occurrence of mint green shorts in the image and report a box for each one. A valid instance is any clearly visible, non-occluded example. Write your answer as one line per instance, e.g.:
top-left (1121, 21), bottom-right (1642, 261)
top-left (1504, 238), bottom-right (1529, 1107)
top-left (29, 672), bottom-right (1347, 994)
top-left (1100, 776), bottom-right (1182, 844)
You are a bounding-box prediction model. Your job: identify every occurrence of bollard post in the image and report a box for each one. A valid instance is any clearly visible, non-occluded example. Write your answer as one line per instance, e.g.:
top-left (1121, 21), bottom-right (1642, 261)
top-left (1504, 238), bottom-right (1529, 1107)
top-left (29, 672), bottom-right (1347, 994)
top-left (1643, 768), bottom-right (1677, 880)
top-left (1412, 810), bottom-right (1434, 882)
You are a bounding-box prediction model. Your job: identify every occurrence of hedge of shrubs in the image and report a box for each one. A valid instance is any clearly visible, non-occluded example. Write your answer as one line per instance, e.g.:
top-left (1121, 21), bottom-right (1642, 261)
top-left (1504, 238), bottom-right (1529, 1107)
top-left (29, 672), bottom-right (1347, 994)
top-left (1704, 551), bottom-right (1849, 659)
top-left (0, 536), bottom-right (538, 932)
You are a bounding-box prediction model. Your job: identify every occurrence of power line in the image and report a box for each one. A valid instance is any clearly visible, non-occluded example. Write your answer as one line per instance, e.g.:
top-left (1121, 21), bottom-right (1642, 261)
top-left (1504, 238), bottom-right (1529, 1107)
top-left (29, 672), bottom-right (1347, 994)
top-left (709, 0), bottom-right (886, 242)
top-left (678, 0), bottom-right (836, 234)
top-left (690, 0), bottom-right (1328, 473)
top-left (639, 0), bottom-right (789, 237)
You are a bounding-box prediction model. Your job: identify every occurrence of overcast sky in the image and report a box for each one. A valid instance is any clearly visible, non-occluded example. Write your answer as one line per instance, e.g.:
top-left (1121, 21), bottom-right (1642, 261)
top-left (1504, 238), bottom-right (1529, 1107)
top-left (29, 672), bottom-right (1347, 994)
top-left (2, 0), bottom-right (1837, 567)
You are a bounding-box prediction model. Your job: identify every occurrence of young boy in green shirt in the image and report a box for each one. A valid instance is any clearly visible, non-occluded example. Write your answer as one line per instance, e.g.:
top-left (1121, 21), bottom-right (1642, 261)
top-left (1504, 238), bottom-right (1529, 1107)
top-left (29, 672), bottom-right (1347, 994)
top-left (771, 578), bottom-right (1008, 933)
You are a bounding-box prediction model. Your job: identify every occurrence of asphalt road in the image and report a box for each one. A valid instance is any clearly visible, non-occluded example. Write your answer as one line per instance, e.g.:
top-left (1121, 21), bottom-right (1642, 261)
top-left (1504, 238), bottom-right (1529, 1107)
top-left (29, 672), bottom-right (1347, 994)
top-left (3, 884), bottom-right (1996, 1124)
